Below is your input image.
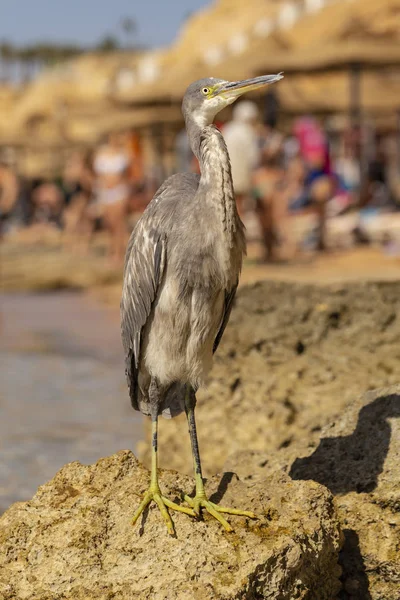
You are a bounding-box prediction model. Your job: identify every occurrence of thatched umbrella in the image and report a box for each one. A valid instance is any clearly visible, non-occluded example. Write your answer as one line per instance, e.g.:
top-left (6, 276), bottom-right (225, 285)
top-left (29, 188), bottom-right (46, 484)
top-left (111, 0), bottom-right (282, 105)
top-left (219, 0), bottom-right (400, 116)
top-left (221, 0), bottom-right (400, 175)
top-left (0, 51), bottom-right (151, 176)
top-left (66, 105), bottom-right (183, 145)
top-left (0, 84), bottom-right (19, 139)
top-left (113, 0), bottom-right (400, 116)
top-left (1, 51), bottom-right (145, 141)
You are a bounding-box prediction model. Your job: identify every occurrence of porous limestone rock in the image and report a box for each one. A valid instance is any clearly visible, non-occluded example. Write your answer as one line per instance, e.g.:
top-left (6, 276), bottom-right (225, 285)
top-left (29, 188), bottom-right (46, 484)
top-left (0, 451), bottom-right (342, 600)
top-left (225, 385), bottom-right (400, 600)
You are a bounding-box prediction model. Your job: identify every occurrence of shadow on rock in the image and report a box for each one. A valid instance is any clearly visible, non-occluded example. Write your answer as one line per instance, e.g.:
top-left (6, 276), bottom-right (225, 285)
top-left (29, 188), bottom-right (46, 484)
top-left (289, 389), bottom-right (400, 599)
top-left (209, 471), bottom-right (236, 504)
top-left (338, 529), bottom-right (372, 600)
top-left (289, 393), bottom-right (400, 494)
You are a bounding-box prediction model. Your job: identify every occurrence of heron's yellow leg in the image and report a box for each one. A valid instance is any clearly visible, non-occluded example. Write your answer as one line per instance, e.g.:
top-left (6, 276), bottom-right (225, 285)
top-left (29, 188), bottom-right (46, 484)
top-left (183, 389), bottom-right (257, 532)
top-left (131, 417), bottom-right (195, 535)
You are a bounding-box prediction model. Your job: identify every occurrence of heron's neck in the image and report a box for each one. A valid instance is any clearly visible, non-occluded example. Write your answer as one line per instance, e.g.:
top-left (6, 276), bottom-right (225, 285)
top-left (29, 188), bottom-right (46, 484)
top-left (189, 122), bottom-right (238, 240)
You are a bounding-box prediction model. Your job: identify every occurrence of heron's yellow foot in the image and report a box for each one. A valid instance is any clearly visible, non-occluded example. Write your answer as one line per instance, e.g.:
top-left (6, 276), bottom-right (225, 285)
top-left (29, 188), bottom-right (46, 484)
top-left (132, 485), bottom-right (196, 535)
top-left (183, 493), bottom-right (257, 532)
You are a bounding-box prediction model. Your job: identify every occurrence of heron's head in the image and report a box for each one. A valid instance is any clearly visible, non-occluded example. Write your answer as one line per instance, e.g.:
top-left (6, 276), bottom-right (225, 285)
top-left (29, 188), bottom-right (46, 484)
top-left (182, 73), bottom-right (283, 128)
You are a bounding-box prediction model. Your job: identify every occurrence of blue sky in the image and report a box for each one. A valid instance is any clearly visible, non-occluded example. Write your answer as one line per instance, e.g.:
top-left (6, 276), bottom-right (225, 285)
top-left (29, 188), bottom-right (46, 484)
top-left (0, 0), bottom-right (209, 48)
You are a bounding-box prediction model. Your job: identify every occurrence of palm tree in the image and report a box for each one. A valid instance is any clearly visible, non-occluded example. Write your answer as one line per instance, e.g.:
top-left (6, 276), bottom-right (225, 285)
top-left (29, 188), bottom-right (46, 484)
top-left (120, 17), bottom-right (137, 49)
top-left (0, 41), bottom-right (14, 81)
top-left (96, 35), bottom-right (120, 52)
top-left (18, 46), bottom-right (37, 82)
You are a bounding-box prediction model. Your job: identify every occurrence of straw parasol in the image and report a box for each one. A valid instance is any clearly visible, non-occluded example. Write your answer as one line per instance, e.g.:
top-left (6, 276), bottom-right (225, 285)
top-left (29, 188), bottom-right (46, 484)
top-left (111, 0), bottom-right (282, 105)
top-left (0, 84), bottom-right (19, 139)
top-left (218, 0), bottom-right (400, 116)
top-left (66, 105), bottom-right (183, 145)
top-left (0, 51), bottom-right (145, 142)
top-left (225, 0), bottom-right (400, 75)
top-left (113, 0), bottom-right (400, 116)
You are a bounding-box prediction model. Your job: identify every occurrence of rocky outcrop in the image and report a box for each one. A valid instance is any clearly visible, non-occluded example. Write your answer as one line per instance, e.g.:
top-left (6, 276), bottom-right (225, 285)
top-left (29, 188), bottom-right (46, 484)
top-left (1, 280), bottom-right (398, 599)
top-left (1, 240), bottom-right (121, 292)
top-left (225, 385), bottom-right (400, 600)
top-left (135, 281), bottom-right (400, 598)
top-left (138, 281), bottom-right (400, 476)
top-left (0, 451), bottom-right (342, 600)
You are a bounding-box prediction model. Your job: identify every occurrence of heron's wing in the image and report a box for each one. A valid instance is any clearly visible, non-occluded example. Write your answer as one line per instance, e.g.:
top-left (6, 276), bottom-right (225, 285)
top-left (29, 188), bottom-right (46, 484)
top-left (121, 216), bottom-right (166, 406)
top-left (121, 172), bottom-right (200, 411)
top-left (213, 285), bottom-right (238, 354)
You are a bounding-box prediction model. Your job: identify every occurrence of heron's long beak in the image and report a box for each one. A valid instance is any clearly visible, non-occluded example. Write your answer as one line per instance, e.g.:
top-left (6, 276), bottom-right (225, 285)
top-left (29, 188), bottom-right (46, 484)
top-left (214, 73), bottom-right (284, 99)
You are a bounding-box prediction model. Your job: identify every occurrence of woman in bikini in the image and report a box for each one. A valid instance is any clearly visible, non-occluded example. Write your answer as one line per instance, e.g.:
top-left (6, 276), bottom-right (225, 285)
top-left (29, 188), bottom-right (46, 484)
top-left (92, 132), bottom-right (130, 264)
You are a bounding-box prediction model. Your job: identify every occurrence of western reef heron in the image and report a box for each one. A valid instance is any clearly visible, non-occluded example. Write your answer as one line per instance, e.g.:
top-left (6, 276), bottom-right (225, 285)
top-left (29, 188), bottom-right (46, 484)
top-left (121, 72), bottom-right (283, 534)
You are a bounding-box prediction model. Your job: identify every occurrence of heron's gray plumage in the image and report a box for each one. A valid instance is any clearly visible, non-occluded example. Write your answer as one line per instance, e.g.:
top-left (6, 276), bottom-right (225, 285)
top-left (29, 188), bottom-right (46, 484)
top-left (121, 76), bottom-right (285, 420)
top-left (121, 173), bottom-right (203, 416)
top-left (122, 73), bottom-right (283, 535)
top-left (121, 137), bottom-right (244, 415)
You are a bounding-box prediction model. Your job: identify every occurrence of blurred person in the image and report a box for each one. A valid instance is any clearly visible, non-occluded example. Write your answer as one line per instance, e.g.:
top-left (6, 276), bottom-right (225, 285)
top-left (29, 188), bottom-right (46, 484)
top-left (334, 134), bottom-right (361, 194)
top-left (283, 135), bottom-right (300, 168)
top-left (309, 176), bottom-right (333, 251)
top-left (0, 151), bottom-right (30, 236)
top-left (128, 181), bottom-right (153, 226)
top-left (257, 121), bottom-right (284, 165)
top-left (123, 130), bottom-right (158, 222)
top-left (63, 151), bottom-right (93, 206)
top-left (92, 132), bottom-right (130, 264)
top-left (222, 101), bottom-right (259, 216)
top-left (362, 140), bottom-right (391, 209)
top-left (294, 116), bottom-right (332, 183)
top-left (330, 134), bottom-right (360, 217)
top-left (126, 129), bottom-right (144, 184)
top-left (252, 140), bottom-right (286, 261)
top-left (263, 88), bottom-right (280, 130)
top-left (31, 180), bottom-right (64, 229)
top-left (283, 156), bottom-right (334, 252)
top-left (384, 136), bottom-right (400, 210)
top-left (62, 151), bottom-right (95, 252)
top-left (285, 156), bottom-right (308, 212)
top-left (293, 117), bottom-right (335, 250)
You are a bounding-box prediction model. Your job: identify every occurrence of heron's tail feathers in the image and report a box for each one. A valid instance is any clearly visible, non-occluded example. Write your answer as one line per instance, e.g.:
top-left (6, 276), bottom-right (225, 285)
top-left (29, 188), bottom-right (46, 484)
top-left (132, 381), bottom-right (187, 419)
top-left (160, 382), bottom-right (187, 419)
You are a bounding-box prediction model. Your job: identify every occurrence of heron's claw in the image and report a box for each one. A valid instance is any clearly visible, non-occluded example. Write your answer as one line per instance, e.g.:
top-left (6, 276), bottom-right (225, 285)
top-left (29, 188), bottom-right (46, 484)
top-left (132, 486), bottom-right (196, 535)
top-left (183, 494), bottom-right (257, 532)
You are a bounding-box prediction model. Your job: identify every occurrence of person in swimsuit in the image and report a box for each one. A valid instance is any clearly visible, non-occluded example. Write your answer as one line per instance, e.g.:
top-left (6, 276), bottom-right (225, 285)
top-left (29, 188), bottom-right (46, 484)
top-left (93, 132), bottom-right (130, 264)
top-left (62, 151), bottom-right (94, 252)
top-left (223, 101), bottom-right (260, 218)
top-left (252, 138), bottom-right (288, 262)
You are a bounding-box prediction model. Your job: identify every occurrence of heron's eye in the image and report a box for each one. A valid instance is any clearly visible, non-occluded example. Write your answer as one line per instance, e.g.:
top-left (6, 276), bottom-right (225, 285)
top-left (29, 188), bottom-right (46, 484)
top-left (202, 87), bottom-right (210, 95)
